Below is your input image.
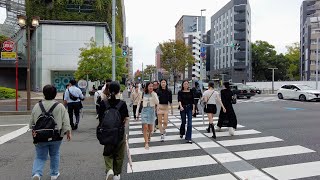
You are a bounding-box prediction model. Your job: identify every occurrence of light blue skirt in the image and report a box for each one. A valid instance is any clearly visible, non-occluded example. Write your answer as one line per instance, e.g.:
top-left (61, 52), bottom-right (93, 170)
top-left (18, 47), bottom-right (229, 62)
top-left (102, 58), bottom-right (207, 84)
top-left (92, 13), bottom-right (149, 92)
top-left (141, 106), bottom-right (156, 124)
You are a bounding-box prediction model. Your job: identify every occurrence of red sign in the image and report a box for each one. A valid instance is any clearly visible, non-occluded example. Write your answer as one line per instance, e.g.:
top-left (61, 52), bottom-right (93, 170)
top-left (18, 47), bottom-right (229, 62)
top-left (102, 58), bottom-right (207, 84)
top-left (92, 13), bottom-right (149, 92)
top-left (2, 40), bottom-right (15, 52)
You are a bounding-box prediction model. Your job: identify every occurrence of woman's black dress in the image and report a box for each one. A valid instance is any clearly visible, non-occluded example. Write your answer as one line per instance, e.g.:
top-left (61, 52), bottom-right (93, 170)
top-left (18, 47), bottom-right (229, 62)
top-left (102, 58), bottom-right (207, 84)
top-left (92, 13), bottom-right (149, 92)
top-left (217, 89), bottom-right (237, 129)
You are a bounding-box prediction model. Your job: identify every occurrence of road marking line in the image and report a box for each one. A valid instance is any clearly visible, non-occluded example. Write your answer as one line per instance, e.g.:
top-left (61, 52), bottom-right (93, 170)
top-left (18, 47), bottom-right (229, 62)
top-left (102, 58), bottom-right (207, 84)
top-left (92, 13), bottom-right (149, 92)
top-left (212, 153), bottom-right (242, 163)
top-left (130, 144), bottom-right (200, 155)
top-left (0, 124), bottom-right (28, 127)
top-left (179, 173), bottom-right (237, 180)
top-left (129, 123), bottom-right (173, 130)
top-left (235, 169), bottom-right (273, 180)
top-left (236, 145), bottom-right (315, 160)
top-left (127, 155), bottom-right (216, 173)
top-left (129, 127), bottom-right (178, 135)
top-left (0, 125), bottom-right (29, 145)
top-left (197, 141), bottom-right (220, 148)
top-left (195, 125), bottom-right (245, 131)
top-left (218, 136), bottom-right (283, 147)
top-left (128, 133), bottom-right (205, 144)
top-left (202, 129), bottom-right (259, 138)
top-left (263, 161), bottom-right (320, 180)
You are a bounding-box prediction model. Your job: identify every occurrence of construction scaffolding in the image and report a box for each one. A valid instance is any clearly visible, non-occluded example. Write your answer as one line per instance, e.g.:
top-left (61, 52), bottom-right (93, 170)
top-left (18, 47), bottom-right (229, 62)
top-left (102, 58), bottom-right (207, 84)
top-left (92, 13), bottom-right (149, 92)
top-left (0, 0), bottom-right (25, 37)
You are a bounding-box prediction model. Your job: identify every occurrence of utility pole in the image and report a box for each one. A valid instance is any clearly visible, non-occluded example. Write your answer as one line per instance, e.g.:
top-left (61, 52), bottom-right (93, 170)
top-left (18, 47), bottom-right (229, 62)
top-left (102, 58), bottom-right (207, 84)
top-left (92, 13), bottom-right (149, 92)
top-left (142, 62), bottom-right (144, 83)
top-left (112, 0), bottom-right (116, 81)
top-left (268, 68), bottom-right (278, 94)
top-left (317, 37), bottom-right (319, 89)
top-left (199, 9), bottom-right (206, 81)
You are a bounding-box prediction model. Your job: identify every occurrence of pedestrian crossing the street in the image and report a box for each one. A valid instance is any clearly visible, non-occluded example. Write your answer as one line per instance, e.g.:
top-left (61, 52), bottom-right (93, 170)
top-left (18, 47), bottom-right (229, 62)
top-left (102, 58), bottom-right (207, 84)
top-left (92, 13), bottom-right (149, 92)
top-left (125, 111), bottom-right (320, 180)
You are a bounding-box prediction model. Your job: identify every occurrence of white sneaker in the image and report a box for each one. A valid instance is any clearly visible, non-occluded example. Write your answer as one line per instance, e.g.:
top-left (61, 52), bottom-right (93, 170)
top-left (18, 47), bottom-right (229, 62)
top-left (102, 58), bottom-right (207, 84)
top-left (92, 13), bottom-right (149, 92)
top-left (32, 174), bottom-right (40, 180)
top-left (51, 173), bottom-right (60, 180)
top-left (215, 126), bottom-right (222, 132)
top-left (113, 175), bottom-right (121, 180)
top-left (160, 134), bottom-right (164, 142)
top-left (229, 127), bottom-right (235, 136)
top-left (96, 114), bottom-right (99, 119)
top-left (106, 169), bottom-right (114, 180)
top-left (163, 129), bottom-right (166, 135)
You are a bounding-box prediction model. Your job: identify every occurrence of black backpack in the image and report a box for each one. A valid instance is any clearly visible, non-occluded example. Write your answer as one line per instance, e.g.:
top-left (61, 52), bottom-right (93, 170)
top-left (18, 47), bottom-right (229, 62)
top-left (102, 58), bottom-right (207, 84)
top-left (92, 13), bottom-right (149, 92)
top-left (96, 100), bottom-right (125, 145)
top-left (32, 101), bottom-right (60, 143)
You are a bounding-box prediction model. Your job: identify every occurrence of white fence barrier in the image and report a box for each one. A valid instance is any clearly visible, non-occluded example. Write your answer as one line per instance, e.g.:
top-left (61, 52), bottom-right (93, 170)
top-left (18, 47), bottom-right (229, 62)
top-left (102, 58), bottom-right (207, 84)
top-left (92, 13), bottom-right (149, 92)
top-left (246, 81), bottom-right (320, 93)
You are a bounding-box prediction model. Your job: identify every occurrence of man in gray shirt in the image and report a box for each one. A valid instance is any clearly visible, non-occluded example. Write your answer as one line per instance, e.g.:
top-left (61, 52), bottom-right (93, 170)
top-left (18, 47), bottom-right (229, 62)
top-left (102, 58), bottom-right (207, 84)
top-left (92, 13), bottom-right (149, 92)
top-left (64, 79), bottom-right (85, 130)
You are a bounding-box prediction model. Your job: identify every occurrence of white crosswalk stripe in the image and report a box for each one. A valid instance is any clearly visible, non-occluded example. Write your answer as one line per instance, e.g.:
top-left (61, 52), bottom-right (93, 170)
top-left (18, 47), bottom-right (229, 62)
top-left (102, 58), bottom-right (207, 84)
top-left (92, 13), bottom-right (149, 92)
top-left (237, 96), bottom-right (279, 104)
top-left (125, 113), bottom-right (319, 180)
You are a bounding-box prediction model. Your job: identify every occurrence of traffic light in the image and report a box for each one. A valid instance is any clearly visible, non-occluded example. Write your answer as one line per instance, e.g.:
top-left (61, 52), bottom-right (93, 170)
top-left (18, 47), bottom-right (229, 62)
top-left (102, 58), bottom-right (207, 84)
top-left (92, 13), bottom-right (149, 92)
top-left (122, 45), bottom-right (128, 57)
top-left (234, 43), bottom-right (240, 51)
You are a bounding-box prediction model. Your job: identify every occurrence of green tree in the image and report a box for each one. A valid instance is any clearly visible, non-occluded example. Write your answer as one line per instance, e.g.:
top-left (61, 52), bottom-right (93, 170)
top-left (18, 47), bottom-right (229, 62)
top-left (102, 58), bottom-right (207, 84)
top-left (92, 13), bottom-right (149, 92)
top-left (252, 40), bottom-right (289, 81)
top-left (143, 65), bottom-right (157, 80)
top-left (74, 38), bottom-right (127, 82)
top-left (285, 42), bottom-right (300, 80)
top-left (0, 35), bottom-right (9, 44)
top-left (159, 40), bottom-right (194, 94)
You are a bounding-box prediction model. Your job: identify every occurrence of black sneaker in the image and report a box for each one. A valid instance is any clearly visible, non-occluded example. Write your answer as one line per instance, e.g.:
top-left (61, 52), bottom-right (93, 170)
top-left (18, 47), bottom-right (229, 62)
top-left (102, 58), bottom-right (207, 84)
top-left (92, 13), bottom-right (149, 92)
top-left (186, 140), bottom-right (192, 144)
top-left (74, 124), bottom-right (78, 130)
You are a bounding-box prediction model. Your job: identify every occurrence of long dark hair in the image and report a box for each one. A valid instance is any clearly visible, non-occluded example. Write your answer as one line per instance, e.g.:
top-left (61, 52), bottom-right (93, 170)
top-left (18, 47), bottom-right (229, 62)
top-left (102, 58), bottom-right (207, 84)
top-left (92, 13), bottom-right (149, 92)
top-left (181, 80), bottom-right (189, 91)
top-left (144, 82), bottom-right (152, 94)
top-left (108, 81), bottom-right (120, 102)
top-left (103, 83), bottom-right (110, 97)
top-left (208, 81), bottom-right (214, 89)
top-left (160, 79), bottom-right (168, 91)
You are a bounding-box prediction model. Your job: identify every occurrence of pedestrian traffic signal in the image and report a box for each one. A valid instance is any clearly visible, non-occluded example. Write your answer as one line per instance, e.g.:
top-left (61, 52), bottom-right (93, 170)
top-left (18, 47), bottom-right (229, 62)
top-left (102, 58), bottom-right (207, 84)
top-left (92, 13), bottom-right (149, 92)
top-left (122, 45), bottom-right (128, 57)
top-left (234, 43), bottom-right (240, 51)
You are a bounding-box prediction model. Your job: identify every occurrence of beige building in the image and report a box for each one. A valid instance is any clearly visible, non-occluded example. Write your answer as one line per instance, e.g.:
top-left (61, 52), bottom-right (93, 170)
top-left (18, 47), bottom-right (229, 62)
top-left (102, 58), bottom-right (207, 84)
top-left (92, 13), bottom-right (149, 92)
top-left (175, 15), bottom-right (206, 42)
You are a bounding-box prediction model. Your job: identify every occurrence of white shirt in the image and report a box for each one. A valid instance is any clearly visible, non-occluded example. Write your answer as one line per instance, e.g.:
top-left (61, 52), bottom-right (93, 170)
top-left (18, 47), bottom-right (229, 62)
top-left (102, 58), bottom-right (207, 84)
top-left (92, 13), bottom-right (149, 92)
top-left (64, 86), bottom-right (84, 103)
top-left (203, 89), bottom-right (219, 105)
top-left (94, 90), bottom-right (102, 105)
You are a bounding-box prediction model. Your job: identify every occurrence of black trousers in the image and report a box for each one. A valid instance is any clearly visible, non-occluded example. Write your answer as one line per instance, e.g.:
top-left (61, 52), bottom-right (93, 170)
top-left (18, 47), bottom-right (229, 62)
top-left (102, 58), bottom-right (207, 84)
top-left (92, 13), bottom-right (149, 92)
top-left (67, 102), bottom-right (81, 127)
top-left (133, 105), bottom-right (137, 119)
top-left (96, 105), bottom-right (99, 115)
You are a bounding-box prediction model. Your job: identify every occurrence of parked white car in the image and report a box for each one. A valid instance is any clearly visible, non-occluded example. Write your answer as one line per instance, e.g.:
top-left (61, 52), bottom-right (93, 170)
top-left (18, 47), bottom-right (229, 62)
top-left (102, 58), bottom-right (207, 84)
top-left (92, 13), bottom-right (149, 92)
top-left (277, 84), bottom-right (320, 101)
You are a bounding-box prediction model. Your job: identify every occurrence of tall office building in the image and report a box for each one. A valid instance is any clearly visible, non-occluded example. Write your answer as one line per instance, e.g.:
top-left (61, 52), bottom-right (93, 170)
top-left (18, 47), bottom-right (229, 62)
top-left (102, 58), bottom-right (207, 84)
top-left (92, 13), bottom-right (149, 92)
top-left (208, 0), bottom-right (251, 83)
top-left (175, 15), bottom-right (206, 80)
top-left (300, 0), bottom-right (320, 81)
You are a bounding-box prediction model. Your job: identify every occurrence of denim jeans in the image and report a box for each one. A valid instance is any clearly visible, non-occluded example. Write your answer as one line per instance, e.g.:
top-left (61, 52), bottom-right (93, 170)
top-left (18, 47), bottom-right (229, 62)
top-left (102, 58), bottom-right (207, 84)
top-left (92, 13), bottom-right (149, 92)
top-left (32, 140), bottom-right (62, 177)
top-left (180, 105), bottom-right (193, 140)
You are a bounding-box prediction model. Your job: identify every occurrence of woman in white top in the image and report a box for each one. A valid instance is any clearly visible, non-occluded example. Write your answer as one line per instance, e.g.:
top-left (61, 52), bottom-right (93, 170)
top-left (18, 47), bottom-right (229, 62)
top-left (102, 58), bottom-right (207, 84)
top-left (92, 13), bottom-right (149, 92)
top-left (202, 81), bottom-right (226, 139)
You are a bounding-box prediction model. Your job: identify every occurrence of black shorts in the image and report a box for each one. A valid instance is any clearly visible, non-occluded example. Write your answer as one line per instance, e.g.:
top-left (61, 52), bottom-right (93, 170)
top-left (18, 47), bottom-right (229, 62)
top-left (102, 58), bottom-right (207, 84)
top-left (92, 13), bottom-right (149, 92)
top-left (204, 104), bottom-right (217, 114)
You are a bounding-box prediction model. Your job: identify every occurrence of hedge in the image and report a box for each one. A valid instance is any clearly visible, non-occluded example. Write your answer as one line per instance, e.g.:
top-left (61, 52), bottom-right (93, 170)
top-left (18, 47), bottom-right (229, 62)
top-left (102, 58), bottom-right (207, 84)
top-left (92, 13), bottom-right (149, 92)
top-left (0, 87), bottom-right (18, 99)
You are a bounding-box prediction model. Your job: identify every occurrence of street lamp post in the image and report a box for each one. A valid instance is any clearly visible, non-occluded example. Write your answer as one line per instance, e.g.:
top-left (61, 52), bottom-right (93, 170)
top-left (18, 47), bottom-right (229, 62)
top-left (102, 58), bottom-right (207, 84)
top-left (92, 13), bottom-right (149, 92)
top-left (17, 15), bottom-right (40, 111)
top-left (112, 0), bottom-right (116, 81)
top-left (200, 9), bottom-right (206, 81)
top-left (268, 68), bottom-right (278, 94)
top-left (316, 37), bottom-right (319, 89)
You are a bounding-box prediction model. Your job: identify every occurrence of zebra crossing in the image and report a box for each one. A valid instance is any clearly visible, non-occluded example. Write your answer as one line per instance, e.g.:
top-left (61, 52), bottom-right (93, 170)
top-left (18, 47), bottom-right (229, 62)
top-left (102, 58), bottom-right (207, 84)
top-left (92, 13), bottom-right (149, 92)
top-left (124, 112), bottom-right (320, 180)
top-left (237, 96), bottom-right (280, 104)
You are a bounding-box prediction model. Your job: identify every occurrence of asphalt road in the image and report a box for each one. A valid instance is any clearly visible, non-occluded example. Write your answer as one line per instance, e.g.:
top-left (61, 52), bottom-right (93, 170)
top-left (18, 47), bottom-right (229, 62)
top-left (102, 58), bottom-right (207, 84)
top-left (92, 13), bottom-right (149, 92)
top-left (1, 95), bottom-right (320, 180)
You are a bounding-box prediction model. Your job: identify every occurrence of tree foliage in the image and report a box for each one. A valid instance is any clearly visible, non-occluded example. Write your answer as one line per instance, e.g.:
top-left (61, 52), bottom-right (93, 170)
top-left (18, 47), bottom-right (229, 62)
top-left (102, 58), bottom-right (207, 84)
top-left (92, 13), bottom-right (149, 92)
top-left (159, 40), bottom-right (194, 78)
top-left (0, 35), bottom-right (9, 45)
top-left (144, 65), bottom-right (157, 76)
top-left (26, 0), bottom-right (123, 42)
top-left (74, 38), bottom-right (127, 82)
top-left (285, 42), bottom-right (300, 80)
top-left (252, 41), bottom-right (290, 81)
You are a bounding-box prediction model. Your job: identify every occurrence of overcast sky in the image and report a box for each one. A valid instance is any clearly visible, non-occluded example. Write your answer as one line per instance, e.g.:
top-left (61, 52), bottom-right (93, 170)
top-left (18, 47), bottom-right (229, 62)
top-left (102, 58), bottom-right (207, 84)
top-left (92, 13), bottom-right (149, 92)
top-left (0, 0), bottom-right (304, 73)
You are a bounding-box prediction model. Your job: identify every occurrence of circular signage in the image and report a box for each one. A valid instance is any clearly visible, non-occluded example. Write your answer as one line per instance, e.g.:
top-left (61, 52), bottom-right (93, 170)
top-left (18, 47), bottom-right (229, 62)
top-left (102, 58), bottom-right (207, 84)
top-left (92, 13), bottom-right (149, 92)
top-left (78, 80), bottom-right (87, 88)
top-left (2, 40), bottom-right (15, 52)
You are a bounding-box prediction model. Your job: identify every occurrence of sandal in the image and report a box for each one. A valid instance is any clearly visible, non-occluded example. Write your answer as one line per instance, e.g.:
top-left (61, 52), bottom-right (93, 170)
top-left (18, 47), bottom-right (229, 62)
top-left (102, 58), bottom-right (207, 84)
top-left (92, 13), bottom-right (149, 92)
top-left (144, 143), bottom-right (149, 150)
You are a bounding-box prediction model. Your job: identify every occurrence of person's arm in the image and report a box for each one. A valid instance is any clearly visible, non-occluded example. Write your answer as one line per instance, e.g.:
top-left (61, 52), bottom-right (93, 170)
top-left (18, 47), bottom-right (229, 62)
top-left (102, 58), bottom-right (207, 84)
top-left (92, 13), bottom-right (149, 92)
top-left (152, 91), bottom-right (159, 105)
top-left (178, 91), bottom-right (184, 111)
top-left (191, 92), bottom-right (195, 114)
top-left (63, 91), bottom-right (68, 106)
top-left (60, 105), bottom-right (72, 141)
top-left (98, 101), bottom-right (106, 124)
top-left (29, 106), bottom-right (36, 130)
top-left (216, 92), bottom-right (226, 112)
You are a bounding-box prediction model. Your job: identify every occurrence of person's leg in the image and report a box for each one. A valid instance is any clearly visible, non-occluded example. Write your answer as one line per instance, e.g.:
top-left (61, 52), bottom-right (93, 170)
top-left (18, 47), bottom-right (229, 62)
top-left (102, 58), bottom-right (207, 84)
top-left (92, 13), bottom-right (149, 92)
top-left (158, 114), bottom-right (164, 134)
top-left (148, 124), bottom-right (153, 141)
top-left (48, 141), bottom-right (62, 177)
top-left (74, 102), bottom-right (81, 129)
top-left (133, 105), bottom-right (137, 119)
top-left (179, 109), bottom-right (186, 138)
top-left (163, 112), bottom-right (168, 133)
top-left (104, 145), bottom-right (115, 177)
top-left (67, 103), bottom-right (74, 128)
top-left (113, 140), bottom-right (126, 176)
top-left (143, 124), bottom-right (149, 149)
top-left (32, 143), bottom-right (49, 177)
top-left (207, 113), bottom-right (216, 138)
top-left (185, 106), bottom-right (193, 141)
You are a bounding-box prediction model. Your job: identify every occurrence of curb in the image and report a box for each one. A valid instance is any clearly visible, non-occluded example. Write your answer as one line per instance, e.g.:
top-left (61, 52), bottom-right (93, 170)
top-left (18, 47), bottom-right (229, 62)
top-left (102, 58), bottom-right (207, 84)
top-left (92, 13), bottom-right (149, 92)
top-left (0, 109), bottom-right (97, 116)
